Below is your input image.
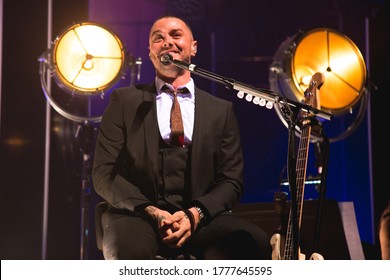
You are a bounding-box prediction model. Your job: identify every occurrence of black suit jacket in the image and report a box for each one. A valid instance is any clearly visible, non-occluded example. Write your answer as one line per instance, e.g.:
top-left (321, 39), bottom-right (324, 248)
top-left (92, 82), bottom-right (244, 219)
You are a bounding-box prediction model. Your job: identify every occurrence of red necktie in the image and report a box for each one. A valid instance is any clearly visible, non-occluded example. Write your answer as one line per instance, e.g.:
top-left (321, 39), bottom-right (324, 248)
top-left (162, 85), bottom-right (189, 147)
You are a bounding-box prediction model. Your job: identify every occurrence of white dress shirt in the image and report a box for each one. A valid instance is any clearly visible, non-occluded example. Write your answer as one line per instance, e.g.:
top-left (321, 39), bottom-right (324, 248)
top-left (155, 77), bottom-right (195, 146)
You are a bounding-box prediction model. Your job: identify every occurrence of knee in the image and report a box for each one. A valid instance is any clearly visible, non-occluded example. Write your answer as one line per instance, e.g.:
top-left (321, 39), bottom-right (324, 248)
top-left (204, 230), bottom-right (271, 260)
top-left (102, 239), bottom-right (156, 260)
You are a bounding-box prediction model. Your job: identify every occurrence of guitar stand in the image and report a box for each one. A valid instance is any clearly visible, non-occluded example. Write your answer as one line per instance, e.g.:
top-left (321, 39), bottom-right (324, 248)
top-left (313, 133), bottom-right (330, 252)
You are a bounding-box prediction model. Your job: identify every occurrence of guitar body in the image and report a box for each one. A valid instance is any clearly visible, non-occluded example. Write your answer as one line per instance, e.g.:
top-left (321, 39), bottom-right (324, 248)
top-left (271, 232), bottom-right (323, 260)
top-left (270, 72), bottom-right (325, 260)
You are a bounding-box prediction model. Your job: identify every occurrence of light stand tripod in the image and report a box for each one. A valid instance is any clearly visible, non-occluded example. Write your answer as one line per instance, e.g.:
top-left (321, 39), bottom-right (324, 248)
top-left (77, 122), bottom-right (97, 260)
top-left (38, 21), bottom-right (141, 258)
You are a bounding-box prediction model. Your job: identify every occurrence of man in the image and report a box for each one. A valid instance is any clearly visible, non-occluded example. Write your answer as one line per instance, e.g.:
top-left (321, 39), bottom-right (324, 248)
top-left (379, 199), bottom-right (390, 259)
top-left (92, 15), bottom-right (271, 259)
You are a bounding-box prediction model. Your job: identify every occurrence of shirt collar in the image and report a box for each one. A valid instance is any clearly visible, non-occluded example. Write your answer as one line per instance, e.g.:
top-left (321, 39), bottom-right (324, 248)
top-left (155, 77), bottom-right (195, 97)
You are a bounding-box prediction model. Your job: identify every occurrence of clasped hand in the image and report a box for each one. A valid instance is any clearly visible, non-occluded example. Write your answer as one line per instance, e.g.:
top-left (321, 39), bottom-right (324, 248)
top-left (144, 207), bottom-right (199, 248)
top-left (143, 206), bottom-right (200, 248)
top-left (160, 210), bottom-right (193, 248)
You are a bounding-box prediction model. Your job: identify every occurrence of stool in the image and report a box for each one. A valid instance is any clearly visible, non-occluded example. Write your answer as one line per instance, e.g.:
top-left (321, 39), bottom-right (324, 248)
top-left (94, 201), bottom-right (109, 251)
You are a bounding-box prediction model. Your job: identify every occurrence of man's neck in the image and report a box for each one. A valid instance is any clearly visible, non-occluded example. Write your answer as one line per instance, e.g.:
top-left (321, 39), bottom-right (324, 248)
top-left (157, 74), bottom-right (191, 90)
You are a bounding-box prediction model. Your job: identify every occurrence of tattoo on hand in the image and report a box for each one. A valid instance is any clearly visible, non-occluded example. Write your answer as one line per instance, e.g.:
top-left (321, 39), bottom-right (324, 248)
top-left (158, 215), bottom-right (165, 223)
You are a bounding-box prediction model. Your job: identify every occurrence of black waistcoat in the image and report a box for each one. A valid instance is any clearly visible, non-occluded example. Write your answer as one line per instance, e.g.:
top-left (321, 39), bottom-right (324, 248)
top-left (157, 137), bottom-right (191, 212)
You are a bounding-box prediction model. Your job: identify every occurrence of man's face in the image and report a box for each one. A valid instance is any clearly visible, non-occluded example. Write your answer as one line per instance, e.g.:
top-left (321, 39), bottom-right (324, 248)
top-left (149, 17), bottom-right (197, 80)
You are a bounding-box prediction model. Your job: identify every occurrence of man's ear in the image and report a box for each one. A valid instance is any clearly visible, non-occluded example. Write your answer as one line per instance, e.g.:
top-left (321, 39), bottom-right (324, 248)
top-left (191, 41), bottom-right (198, 56)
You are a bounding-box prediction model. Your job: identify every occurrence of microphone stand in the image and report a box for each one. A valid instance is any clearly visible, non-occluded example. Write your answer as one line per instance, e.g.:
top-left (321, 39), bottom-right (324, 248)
top-left (164, 56), bottom-right (334, 259)
top-left (163, 56), bottom-right (333, 121)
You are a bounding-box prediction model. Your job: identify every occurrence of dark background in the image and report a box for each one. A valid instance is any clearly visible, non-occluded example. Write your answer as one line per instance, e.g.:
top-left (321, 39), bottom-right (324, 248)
top-left (1, 0), bottom-right (389, 260)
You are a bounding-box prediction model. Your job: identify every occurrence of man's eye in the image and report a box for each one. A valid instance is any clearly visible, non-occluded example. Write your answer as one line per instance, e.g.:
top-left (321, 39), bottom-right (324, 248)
top-left (171, 32), bottom-right (182, 39)
top-left (153, 35), bottom-right (163, 41)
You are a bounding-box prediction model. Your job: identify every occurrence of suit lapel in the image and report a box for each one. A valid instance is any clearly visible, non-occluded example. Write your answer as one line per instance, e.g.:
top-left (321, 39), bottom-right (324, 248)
top-left (190, 87), bottom-right (208, 190)
top-left (140, 83), bottom-right (160, 189)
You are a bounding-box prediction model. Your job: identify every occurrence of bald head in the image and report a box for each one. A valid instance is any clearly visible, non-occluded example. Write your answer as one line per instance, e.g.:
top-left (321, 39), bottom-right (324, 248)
top-left (148, 16), bottom-right (197, 84)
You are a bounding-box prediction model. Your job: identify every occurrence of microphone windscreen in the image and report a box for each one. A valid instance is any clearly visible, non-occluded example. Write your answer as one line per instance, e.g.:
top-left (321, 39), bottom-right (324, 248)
top-left (160, 53), bottom-right (172, 65)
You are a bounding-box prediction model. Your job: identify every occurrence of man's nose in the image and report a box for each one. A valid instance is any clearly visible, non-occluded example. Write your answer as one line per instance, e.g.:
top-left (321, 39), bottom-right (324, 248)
top-left (163, 37), bottom-right (174, 47)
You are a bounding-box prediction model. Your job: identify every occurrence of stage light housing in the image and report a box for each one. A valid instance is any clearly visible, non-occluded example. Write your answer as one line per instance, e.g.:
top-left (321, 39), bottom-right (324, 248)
top-left (269, 28), bottom-right (367, 142)
top-left (39, 22), bottom-right (129, 122)
top-left (51, 22), bottom-right (128, 96)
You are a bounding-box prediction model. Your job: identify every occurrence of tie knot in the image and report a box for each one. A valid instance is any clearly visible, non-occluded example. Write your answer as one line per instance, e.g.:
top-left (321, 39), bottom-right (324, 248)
top-left (161, 85), bottom-right (190, 95)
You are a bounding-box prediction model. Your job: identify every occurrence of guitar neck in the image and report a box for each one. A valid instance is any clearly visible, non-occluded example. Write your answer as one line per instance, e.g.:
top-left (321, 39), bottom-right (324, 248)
top-left (280, 72), bottom-right (324, 260)
top-left (283, 123), bottom-right (312, 260)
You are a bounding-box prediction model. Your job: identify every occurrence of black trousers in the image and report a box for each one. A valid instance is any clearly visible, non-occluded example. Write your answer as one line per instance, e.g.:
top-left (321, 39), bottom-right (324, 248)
top-left (101, 208), bottom-right (272, 260)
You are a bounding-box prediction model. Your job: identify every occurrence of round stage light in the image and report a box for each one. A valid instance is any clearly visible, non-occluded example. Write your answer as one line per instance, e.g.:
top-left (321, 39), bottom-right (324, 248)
top-left (39, 22), bottom-right (130, 122)
top-left (269, 28), bottom-right (368, 142)
top-left (51, 22), bottom-right (128, 96)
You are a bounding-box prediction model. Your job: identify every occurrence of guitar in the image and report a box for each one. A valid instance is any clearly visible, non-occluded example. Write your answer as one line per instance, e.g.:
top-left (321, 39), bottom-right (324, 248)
top-left (270, 72), bottom-right (325, 260)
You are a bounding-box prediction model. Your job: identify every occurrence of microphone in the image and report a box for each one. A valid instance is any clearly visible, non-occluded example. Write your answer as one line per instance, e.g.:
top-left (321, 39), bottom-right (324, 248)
top-left (160, 53), bottom-right (173, 65)
top-left (160, 53), bottom-right (198, 72)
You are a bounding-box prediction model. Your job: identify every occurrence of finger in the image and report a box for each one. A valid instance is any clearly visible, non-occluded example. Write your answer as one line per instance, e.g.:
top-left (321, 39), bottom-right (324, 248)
top-left (158, 224), bottom-right (174, 239)
top-left (176, 236), bottom-right (188, 248)
top-left (162, 227), bottom-right (189, 244)
top-left (160, 218), bottom-right (174, 228)
top-left (171, 221), bottom-right (180, 231)
top-left (166, 232), bottom-right (191, 248)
